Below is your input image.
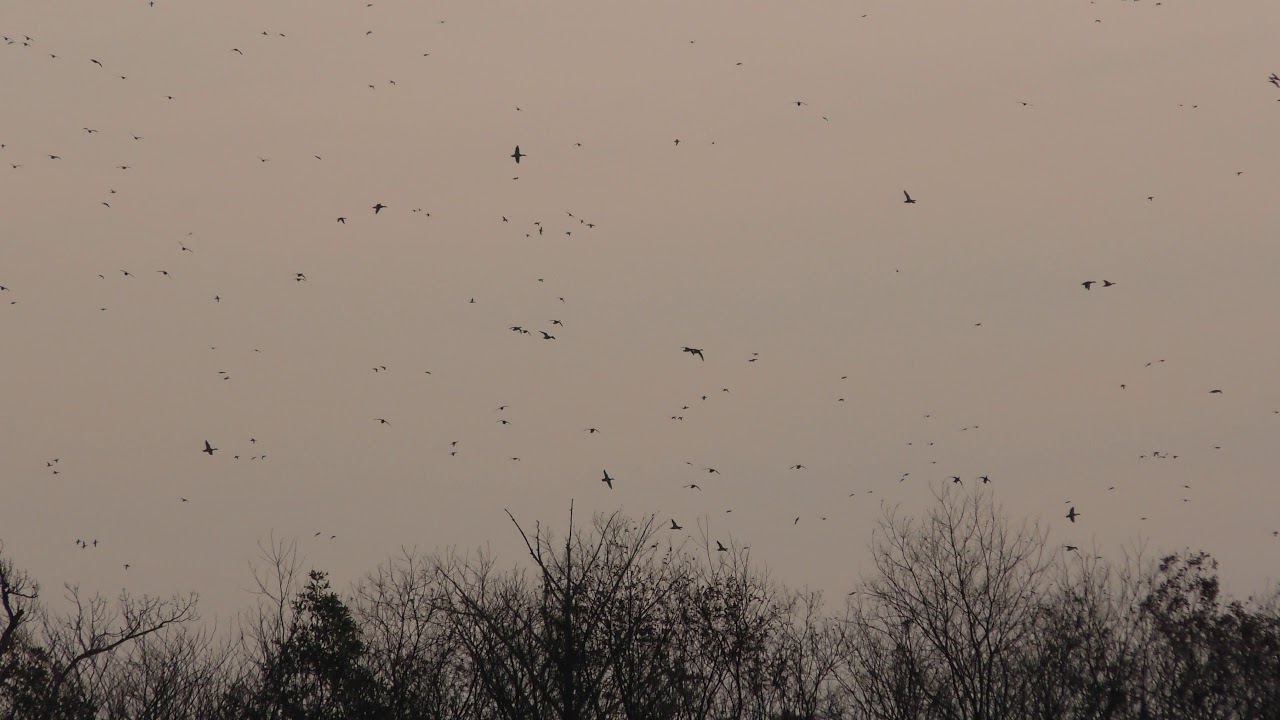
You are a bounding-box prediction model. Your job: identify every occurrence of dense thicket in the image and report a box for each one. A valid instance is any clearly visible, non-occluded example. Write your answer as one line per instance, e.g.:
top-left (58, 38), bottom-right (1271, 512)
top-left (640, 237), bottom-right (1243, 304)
top-left (4, 488), bottom-right (1278, 720)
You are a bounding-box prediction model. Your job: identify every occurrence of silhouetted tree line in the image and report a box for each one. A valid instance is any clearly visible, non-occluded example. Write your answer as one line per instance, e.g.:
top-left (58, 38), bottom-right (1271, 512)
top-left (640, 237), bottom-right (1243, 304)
top-left (3, 486), bottom-right (1278, 720)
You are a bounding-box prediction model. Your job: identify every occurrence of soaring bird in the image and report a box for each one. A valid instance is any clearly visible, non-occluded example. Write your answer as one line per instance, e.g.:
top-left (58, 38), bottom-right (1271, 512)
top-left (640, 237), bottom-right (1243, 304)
top-left (372, 203), bottom-right (386, 214)
top-left (601, 470), bottom-right (614, 489)
top-left (682, 347), bottom-right (705, 360)
top-left (337, 217), bottom-right (346, 224)
top-left (716, 541), bottom-right (728, 552)
top-left (511, 146), bottom-right (524, 163)
top-left (1082, 281), bottom-right (1095, 290)
top-left (202, 440), bottom-right (216, 455)
top-left (1066, 506), bottom-right (1080, 523)
top-left (903, 190), bottom-right (916, 204)
top-left (670, 519), bottom-right (682, 530)
top-left (1102, 280), bottom-right (1115, 287)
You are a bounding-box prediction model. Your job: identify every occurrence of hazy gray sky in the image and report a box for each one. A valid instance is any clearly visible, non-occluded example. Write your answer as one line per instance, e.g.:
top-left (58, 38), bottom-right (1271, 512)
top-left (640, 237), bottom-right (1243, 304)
top-left (3, 0), bottom-right (1279, 617)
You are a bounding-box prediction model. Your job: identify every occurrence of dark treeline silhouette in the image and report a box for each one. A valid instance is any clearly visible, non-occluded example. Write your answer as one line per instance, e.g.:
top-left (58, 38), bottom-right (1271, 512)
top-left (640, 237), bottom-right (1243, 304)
top-left (3, 486), bottom-right (1278, 720)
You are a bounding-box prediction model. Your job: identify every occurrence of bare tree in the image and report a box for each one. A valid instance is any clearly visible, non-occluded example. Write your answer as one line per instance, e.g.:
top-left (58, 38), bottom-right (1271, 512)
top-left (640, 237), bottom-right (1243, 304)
top-left (0, 544), bottom-right (40, 676)
top-left (435, 504), bottom-right (693, 720)
top-left (97, 622), bottom-right (234, 720)
top-left (848, 483), bottom-right (1053, 720)
top-left (2, 542), bottom-right (198, 720)
top-left (351, 549), bottom-right (471, 719)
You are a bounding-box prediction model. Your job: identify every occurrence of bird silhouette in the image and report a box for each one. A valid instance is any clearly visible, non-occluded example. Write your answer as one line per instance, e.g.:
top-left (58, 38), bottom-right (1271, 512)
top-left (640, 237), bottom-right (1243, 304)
top-left (1082, 281), bottom-right (1095, 290)
top-left (682, 347), bottom-right (705, 360)
top-left (511, 146), bottom-right (524, 163)
top-left (372, 203), bottom-right (386, 214)
top-left (601, 470), bottom-right (614, 489)
top-left (1066, 506), bottom-right (1080, 523)
top-left (202, 441), bottom-right (216, 455)
top-left (716, 541), bottom-right (728, 552)
top-left (670, 519), bottom-right (682, 530)
top-left (903, 190), bottom-right (916, 204)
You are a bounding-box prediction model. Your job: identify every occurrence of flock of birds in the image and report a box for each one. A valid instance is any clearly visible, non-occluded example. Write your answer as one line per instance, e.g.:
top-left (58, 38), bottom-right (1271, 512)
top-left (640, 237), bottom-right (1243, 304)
top-left (3, 2), bottom-right (1279, 603)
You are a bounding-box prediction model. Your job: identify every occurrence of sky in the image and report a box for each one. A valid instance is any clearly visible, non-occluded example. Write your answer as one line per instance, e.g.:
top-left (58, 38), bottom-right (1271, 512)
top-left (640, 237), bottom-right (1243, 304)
top-left (2, 0), bottom-right (1279, 619)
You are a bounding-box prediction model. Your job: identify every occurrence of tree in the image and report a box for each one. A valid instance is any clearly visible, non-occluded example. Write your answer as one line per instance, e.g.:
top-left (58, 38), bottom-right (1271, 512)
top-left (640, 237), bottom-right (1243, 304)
top-left (229, 538), bottom-right (381, 719)
top-left (351, 550), bottom-right (469, 719)
top-left (844, 484), bottom-right (1053, 720)
top-left (0, 542), bottom-right (198, 720)
top-left (435, 505), bottom-right (696, 720)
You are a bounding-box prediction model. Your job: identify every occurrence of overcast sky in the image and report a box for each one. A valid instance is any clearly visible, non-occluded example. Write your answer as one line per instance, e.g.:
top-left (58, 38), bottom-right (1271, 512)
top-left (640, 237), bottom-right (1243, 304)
top-left (2, 0), bottom-right (1279, 617)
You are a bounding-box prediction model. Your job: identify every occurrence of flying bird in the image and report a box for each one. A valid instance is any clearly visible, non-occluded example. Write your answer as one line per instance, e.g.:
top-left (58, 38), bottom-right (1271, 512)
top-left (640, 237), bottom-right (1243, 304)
top-left (682, 347), bottom-right (705, 360)
top-left (601, 470), bottom-right (614, 489)
top-left (202, 441), bottom-right (216, 455)
top-left (372, 203), bottom-right (386, 213)
top-left (1066, 506), bottom-right (1080, 523)
top-left (511, 146), bottom-right (524, 163)
top-left (670, 519), bottom-right (682, 530)
top-left (903, 190), bottom-right (916, 204)
top-left (1082, 281), bottom-right (1095, 290)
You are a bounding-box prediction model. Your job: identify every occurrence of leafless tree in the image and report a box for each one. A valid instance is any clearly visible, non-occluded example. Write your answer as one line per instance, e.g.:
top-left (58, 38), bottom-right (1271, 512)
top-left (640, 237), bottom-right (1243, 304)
top-left (434, 504), bottom-right (694, 720)
top-left (2, 541), bottom-right (198, 720)
top-left (351, 549), bottom-right (471, 719)
top-left (846, 483), bottom-right (1053, 720)
top-left (97, 622), bottom-right (234, 720)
